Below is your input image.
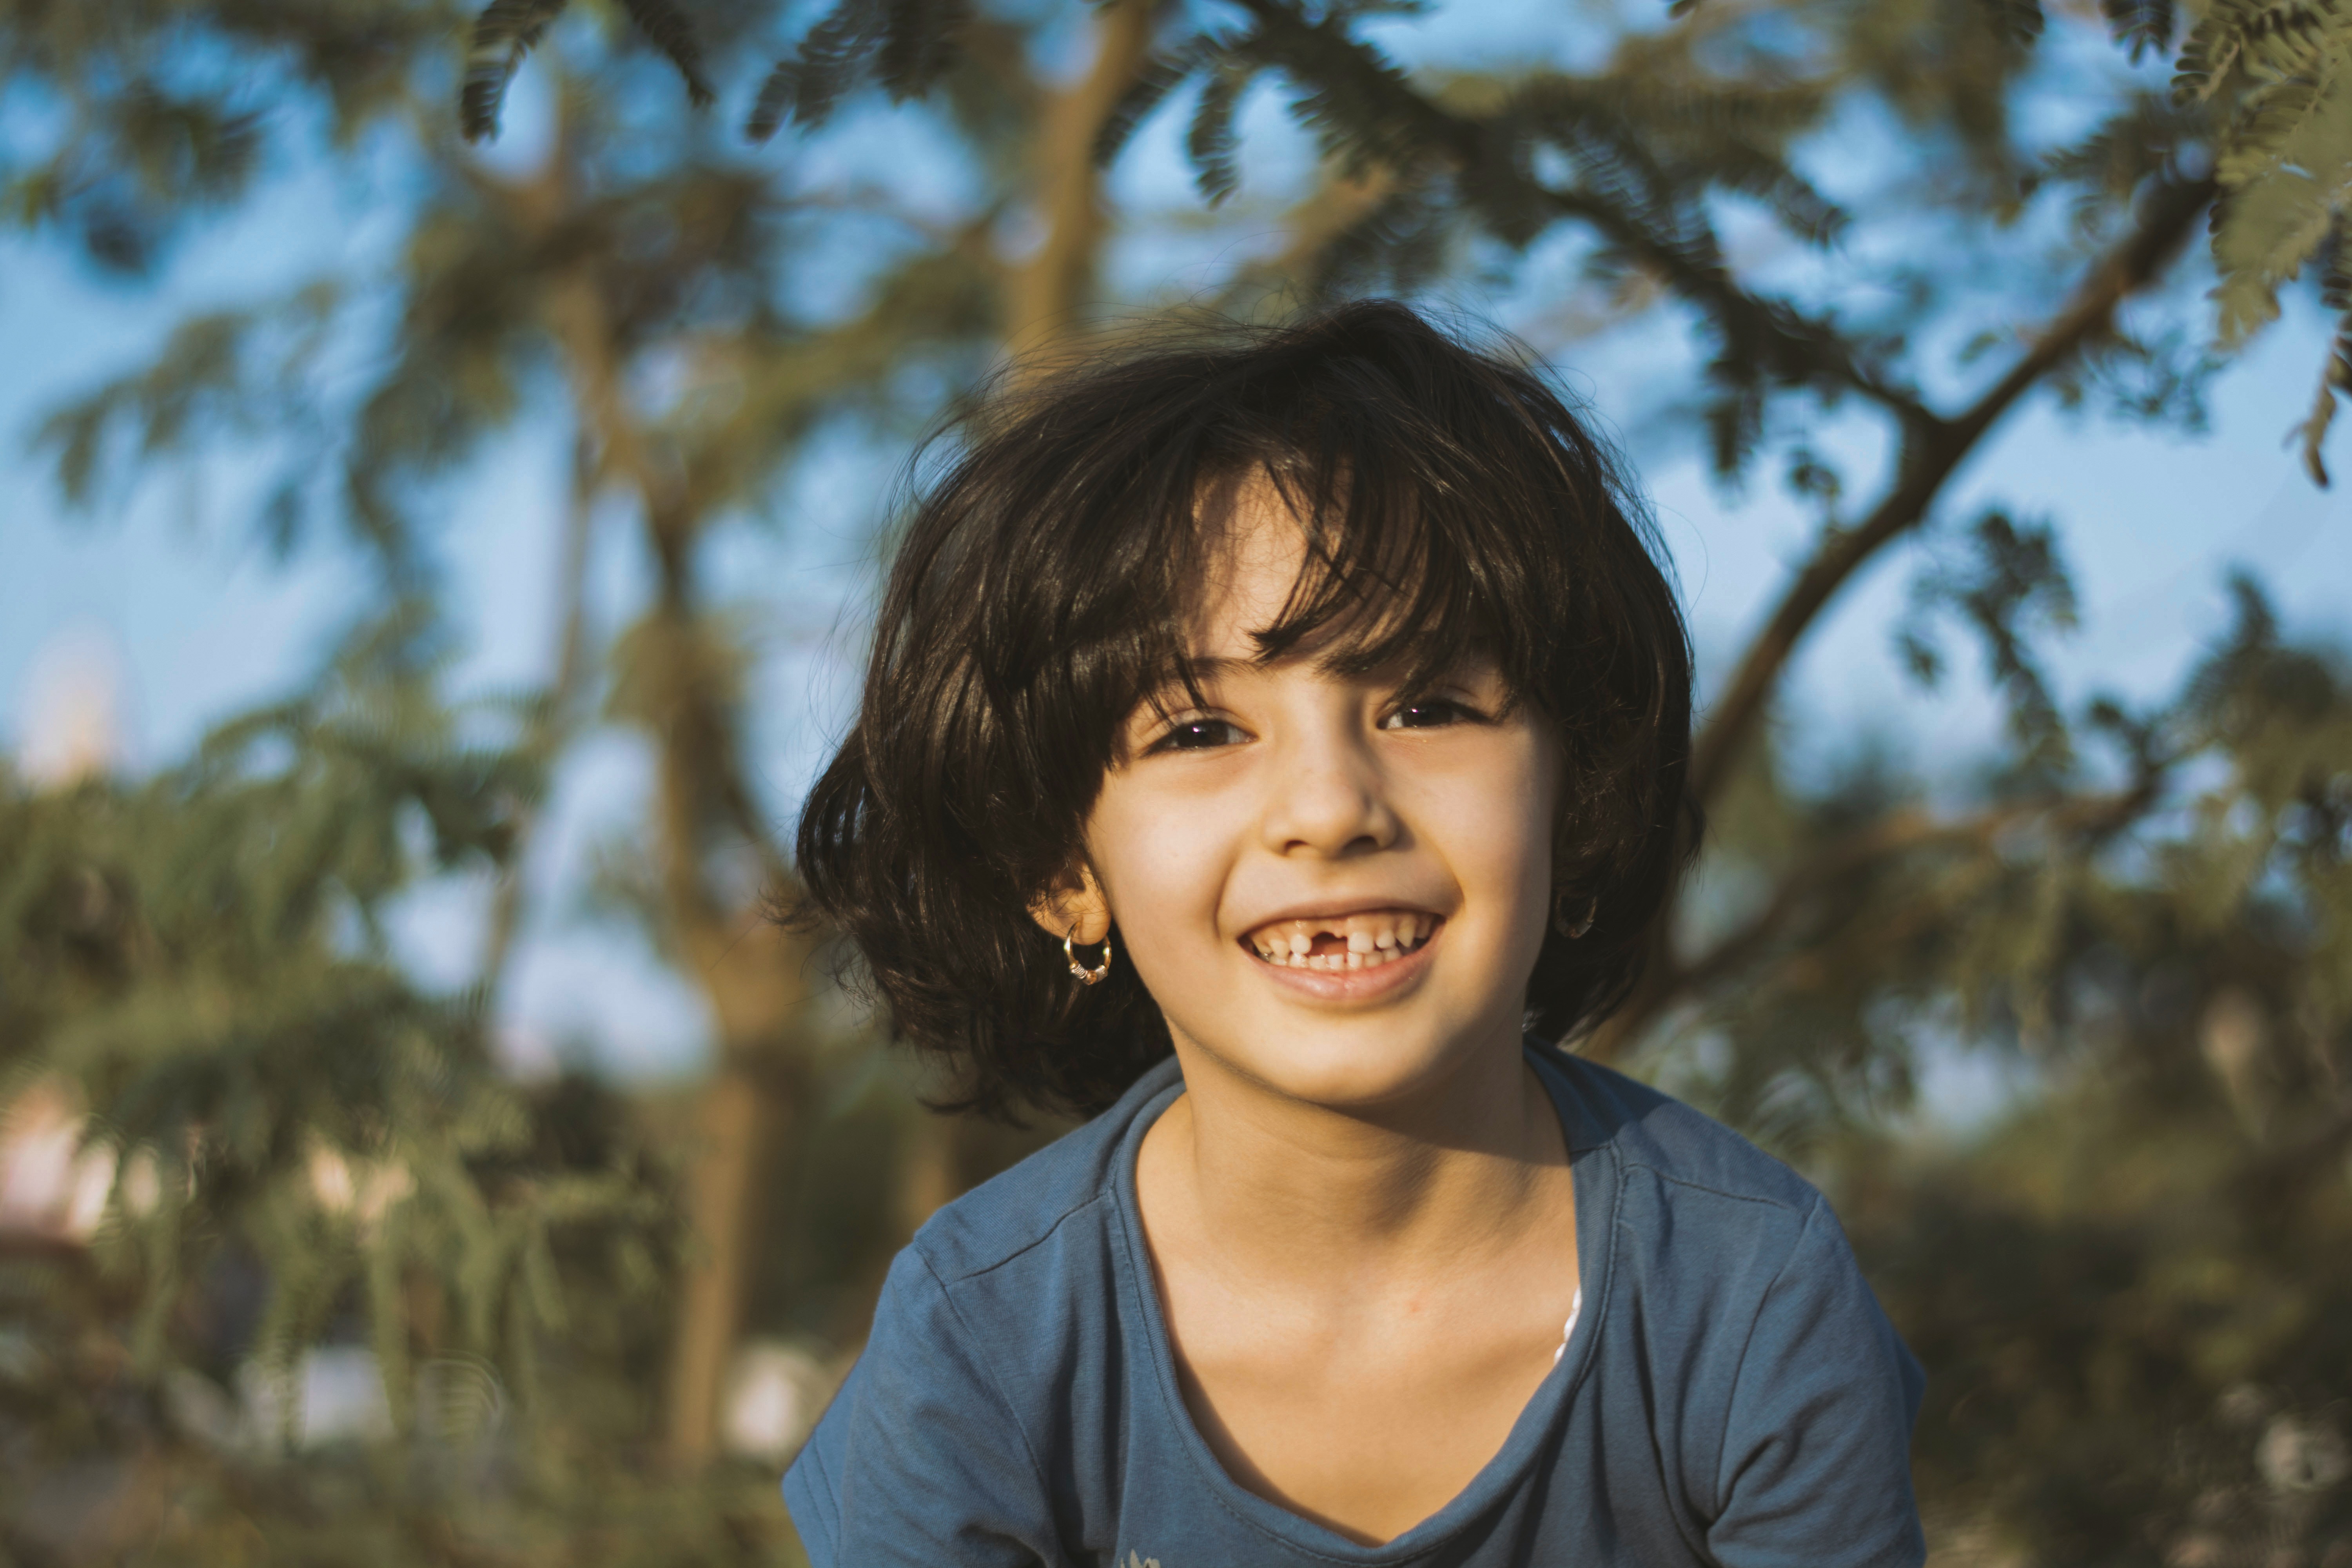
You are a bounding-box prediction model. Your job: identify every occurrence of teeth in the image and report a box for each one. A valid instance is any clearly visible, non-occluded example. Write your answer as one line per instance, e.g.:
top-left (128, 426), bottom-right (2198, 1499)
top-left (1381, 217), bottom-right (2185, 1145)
top-left (1243, 910), bottom-right (1437, 968)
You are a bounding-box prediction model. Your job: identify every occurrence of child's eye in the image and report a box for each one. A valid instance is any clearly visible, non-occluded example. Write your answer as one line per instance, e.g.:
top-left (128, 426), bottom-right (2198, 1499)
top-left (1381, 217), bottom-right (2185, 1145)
top-left (1149, 717), bottom-right (1249, 753)
top-left (1380, 697), bottom-right (1481, 731)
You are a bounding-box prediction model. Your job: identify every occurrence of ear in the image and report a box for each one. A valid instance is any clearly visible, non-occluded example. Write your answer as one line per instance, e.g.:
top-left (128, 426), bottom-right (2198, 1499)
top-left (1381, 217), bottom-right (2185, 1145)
top-left (1027, 862), bottom-right (1111, 947)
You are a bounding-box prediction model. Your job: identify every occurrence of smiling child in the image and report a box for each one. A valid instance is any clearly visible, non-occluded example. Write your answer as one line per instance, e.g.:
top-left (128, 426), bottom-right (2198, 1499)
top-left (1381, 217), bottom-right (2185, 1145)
top-left (784, 302), bottom-right (1926, 1567)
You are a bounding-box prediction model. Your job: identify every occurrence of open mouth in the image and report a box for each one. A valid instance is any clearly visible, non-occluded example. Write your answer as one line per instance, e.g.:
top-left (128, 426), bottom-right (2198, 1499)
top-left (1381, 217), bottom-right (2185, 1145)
top-left (1240, 910), bottom-right (1440, 972)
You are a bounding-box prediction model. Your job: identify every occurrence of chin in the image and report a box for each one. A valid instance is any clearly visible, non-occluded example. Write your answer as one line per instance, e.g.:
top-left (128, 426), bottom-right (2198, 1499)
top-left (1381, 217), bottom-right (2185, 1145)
top-left (1211, 1025), bottom-right (1470, 1112)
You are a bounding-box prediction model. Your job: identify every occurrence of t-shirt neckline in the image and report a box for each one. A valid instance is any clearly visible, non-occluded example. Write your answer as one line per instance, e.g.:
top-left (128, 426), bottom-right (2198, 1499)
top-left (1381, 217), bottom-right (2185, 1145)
top-left (1105, 1042), bottom-right (1617, 1564)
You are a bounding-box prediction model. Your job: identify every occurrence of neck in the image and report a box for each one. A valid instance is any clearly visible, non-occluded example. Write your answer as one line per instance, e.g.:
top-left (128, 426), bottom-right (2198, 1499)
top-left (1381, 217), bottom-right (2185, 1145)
top-left (1143, 1026), bottom-right (1566, 1290)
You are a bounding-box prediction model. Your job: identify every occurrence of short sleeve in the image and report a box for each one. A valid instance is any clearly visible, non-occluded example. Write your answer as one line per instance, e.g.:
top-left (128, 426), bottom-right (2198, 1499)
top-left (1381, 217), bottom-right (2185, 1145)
top-left (1706, 1197), bottom-right (1927, 1568)
top-left (781, 1246), bottom-right (1060, 1568)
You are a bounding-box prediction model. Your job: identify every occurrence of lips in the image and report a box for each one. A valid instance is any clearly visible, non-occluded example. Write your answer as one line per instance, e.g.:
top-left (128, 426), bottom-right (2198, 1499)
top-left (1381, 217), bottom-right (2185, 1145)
top-left (1240, 909), bottom-right (1439, 971)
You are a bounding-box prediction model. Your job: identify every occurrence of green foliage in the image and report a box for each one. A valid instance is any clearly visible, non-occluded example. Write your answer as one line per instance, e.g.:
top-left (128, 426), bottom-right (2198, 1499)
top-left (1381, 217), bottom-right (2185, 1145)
top-left (1665, 581), bottom-right (2351, 1152)
top-left (462, 0), bottom-right (714, 142)
top-left (571, 0), bottom-right (2352, 485)
top-left (2104, 0), bottom-right (2180, 62)
top-left (0, 612), bottom-right (666, 1381)
top-left (35, 281), bottom-right (349, 561)
top-left (7, 0), bottom-right (2351, 1561)
top-left (0, 0), bottom-right (459, 271)
top-left (1851, 1071), bottom-right (2352, 1563)
top-left (0, 616), bottom-right (760, 1559)
top-left (4, 1235), bottom-right (805, 1565)
top-left (2175, 0), bottom-right (2352, 481)
top-left (1835, 607), bottom-right (2352, 1549)
top-left (1078, 0), bottom-right (2021, 474)
top-left (464, 0), bottom-right (576, 142)
top-left (1646, 588), bottom-right (2352, 1557)
top-left (745, 0), bottom-right (976, 140)
top-left (8, 4), bottom-right (1043, 1554)
top-left (1898, 509), bottom-right (2082, 760)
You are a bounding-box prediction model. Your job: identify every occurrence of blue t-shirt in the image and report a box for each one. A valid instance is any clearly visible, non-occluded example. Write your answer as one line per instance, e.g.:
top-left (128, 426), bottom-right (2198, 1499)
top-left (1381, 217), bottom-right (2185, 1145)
top-left (784, 1042), bottom-right (1926, 1567)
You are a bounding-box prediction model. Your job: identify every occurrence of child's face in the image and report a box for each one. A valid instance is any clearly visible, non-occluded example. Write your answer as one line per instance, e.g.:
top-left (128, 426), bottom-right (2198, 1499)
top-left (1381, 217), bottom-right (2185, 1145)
top-left (1062, 477), bottom-right (1561, 1112)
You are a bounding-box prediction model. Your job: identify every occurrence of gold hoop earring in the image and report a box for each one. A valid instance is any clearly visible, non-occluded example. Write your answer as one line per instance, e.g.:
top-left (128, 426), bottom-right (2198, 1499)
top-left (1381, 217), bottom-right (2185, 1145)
top-left (1553, 894), bottom-right (1596, 940)
top-left (1064, 926), bottom-right (1113, 985)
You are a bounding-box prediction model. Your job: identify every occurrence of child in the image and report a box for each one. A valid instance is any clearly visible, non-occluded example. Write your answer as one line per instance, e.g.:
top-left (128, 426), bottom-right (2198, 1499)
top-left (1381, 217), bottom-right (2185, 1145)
top-left (784, 302), bottom-right (1925, 1567)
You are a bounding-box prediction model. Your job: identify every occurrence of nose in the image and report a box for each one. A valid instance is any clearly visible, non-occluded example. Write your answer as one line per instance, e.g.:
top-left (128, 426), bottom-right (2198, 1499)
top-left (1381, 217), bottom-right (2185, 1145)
top-left (1258, 724), bottom-right (1401, 859)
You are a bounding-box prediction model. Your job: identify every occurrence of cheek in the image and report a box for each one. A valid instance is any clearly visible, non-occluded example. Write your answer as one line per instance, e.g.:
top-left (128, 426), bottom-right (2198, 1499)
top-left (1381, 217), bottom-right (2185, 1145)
top-left (1441, 737), bottom-right (1561, 931)
top-left (1084, 781), bottom-right (1234, 950)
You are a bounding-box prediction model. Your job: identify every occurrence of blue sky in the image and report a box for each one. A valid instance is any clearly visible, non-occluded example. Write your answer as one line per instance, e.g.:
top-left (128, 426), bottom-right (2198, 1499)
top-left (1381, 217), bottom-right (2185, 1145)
top-left (4, 3), bottom-right (2346, 1086)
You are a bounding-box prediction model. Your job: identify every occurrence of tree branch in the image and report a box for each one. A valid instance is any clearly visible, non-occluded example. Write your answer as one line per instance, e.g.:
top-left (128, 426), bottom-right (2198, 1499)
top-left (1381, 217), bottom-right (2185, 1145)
top-left (1002, 0), bottom-right (1161, 357)
top-left (1590, 782), bottom-right (2159, 1056)
top-left (1543, 184), bottom-right (1934, 430)
top-left (503, 102), bottom-right (817, 1473)
top-left (1225, 0), bottom-right (1930, 426)
top-left (1692, 788), bottom-right (2147, 997)
top-left (1684, 174), bottom-right (2216, 809)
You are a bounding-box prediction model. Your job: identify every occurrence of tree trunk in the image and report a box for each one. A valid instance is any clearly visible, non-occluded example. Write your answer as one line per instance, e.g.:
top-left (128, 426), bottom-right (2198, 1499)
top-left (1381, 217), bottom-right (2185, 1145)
top-left (660, 916), bottom-right (813, 1470)
top-left (664, 1061), bottom-right (764, 1466)
top-left (531, 138), bottom-right (819, 1464)
top-left (897, 1113), bottom-right (960, 1240)
top-left (889, 2), bottom-right (1161, 1243)
top-left (1001, 0), bottom-right (1160, 359)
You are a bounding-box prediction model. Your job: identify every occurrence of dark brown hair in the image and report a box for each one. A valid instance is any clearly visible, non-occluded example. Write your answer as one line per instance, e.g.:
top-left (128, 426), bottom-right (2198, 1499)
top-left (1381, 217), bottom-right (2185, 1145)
top-left (794, 301), bottom-right (1695, 1120)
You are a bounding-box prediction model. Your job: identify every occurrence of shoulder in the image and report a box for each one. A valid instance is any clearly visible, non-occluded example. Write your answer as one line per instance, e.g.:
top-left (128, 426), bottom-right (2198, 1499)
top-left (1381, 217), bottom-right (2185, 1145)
top-left (1535, 1043), bottom-right (1822, 1220)
top-left (1533, 1043), bottom-right (1835, 1309)
top-left (788, 1060), bottom-right (1176, 1555)
top-left (907, 1054), bottom-right (1178, 1285)
top-left (1534, 1046), bottom-right (1925, 1556)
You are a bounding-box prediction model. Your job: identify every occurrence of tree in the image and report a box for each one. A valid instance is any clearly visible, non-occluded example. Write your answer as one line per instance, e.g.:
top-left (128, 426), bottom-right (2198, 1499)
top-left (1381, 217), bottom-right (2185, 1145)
top-left (0, 614), bottom-right (694, 1560)
top-left (4, 0), bottom-right (2348, 1562)
top-left (475, 0), bottom-right (2352, 1557)
top-left (4, 0), bottom-right (1173, 1556)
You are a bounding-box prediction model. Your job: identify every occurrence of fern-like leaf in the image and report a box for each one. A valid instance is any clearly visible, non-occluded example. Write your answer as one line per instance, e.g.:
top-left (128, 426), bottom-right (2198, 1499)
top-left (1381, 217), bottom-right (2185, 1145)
top-left (2216, 76), bottom-right (2321, 185)
top-left (1308, 178), bottom-right (1450, 298)
top-left (1095, 41), bottom-right (1213, 169)
top-left (2298, 344), bottom-right (2345, 485)
top-left (1695, 143), bottom-right (1848, 247)
top-left (2297, 225), bottom-right (2352, 484)
top-left (618, 0), bottom-right (716, 108)
top-left (2100, 0), bottom-right (2176, 59)
top-left (748, 0), bottom-right (881, 140)
top-left (1189, 65), bottom-right (1250, 205)
top-left (876, 0), bottom-right (972, 102)
top-left (1250, 9), bottom-right (1433, 177)
top-left (461, 0), bottom-right (570, 142)
top-left (2241, 0), bottom-right (2336, 75)
top-left (747, 60), bottom-right (803, 141)
top-left (2211, 169), bottom-right (2332, 343)
top-left (2172, 0), bottom-right (2332, 104)
top-left (2172, 0), bottom-right (2247, 102)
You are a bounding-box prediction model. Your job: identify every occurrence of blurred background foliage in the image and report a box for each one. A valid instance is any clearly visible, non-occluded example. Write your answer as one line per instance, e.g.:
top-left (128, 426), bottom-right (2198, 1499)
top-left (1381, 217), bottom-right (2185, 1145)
top-left (1, 0), bottom-right (2348, 1563)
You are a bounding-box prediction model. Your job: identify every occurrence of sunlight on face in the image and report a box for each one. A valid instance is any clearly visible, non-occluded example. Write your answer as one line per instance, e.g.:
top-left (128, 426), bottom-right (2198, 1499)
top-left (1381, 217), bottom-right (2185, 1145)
top-left (1082, 475), bottom-right (1562, 1112)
